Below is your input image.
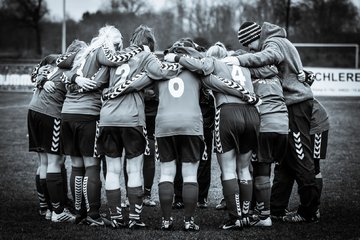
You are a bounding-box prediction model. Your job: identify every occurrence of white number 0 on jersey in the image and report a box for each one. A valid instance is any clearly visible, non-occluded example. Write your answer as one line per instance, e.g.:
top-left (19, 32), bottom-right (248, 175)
top-left (168, 77), bottom-right (184, 98)
top-left (231, 65), bottom-right (246, 86)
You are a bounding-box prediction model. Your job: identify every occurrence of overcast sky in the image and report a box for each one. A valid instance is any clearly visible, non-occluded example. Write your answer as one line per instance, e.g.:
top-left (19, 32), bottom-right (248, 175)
top-left (45, 0), bottom-right (360, 22)
top-left (45, 0), bottom-right (167, 21)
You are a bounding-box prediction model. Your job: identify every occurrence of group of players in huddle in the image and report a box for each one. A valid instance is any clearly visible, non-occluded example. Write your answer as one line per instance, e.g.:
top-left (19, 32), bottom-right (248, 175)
top-left (28, 21), bottom-right (329, 231)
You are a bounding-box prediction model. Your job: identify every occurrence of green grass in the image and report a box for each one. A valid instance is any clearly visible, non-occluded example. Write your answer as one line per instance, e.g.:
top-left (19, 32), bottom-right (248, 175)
top-left (0, 92), bottom-right (359, 240)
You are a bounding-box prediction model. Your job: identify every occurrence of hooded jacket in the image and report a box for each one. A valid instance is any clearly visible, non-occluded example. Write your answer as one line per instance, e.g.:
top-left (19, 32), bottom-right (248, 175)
top-left (235, 22), bottom-right (313, 106)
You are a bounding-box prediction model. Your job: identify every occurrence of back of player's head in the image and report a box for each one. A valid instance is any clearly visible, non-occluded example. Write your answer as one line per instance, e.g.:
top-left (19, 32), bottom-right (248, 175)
top-left (130, 25), bottom-right (156, 52)
top-left (66, 39), bottom-right (87, 54)
top-left (92, 25), bottom-right (123, 51)
top-left (238, 21), bottom-right (261, 47)
top-left (206, 42), bottom-right (228, 59)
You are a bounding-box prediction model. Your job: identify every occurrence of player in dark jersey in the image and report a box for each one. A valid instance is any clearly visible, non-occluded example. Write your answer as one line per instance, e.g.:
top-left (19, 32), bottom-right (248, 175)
top-left (270, 98), bottom-right (329, 221)
top-left (165, 42), bottom-right (271, 230)
top-left (224, 21), bottom-right (319, 223)
top-left (28, 40), bottom-right (87, 223)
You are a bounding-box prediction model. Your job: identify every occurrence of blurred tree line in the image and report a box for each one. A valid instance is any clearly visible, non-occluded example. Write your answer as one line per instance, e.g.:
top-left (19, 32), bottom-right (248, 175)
top-left (0, 0), bottom-right (359, 68)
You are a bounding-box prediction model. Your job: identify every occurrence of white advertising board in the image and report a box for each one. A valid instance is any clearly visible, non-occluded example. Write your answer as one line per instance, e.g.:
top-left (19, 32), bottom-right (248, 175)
top-left (305, 67), bottom-right (360, 96)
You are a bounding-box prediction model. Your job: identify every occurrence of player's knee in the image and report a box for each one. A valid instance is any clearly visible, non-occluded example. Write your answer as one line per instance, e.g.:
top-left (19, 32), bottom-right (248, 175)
top-left (254, 176), bottom-right (271, 190)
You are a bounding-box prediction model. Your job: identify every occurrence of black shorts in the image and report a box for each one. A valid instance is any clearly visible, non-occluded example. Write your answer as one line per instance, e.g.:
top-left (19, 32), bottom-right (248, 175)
top-left (155, 135), bottom-right (204, 163)
top-left (27, 110), bottom-right (62, 154)
top-left (255, 132), bottom-right (288, 163)
top-left (214, 103), bottom-right (259, 154)
top-left (97, 126), bottom-right (146, 159)
top-left (61, 119), bottom-right (99, 157)
top-left (311, 130), bottom-right (328, 160)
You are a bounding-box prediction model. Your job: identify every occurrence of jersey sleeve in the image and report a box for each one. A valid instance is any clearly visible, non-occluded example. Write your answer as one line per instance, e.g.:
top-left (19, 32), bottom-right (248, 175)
top-left (102, 71), bottom-right (152, 100)
top-left (56, 52), bottom-right (77, 69)
top-left (203, 74), bottom-right (261, 106)
top-left (236, 42), bottom-right (284, 67)
top-left (98, 45), bottom-right (144, 67)
top-left (144, 53), bottom-right (181, 80)
top-left (178, 55), bottom-right (215, 75)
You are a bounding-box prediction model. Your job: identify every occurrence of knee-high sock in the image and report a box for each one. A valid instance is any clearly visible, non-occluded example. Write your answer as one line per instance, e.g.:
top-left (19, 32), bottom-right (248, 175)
top-left (39, 178), bottom-right (51, 210)
top-left (158, 181), bottom-right (174, 220)
top-left (61, 165), bottom-right (68, 200)
top-left (239, 179), bottom-right (253, 215)
top-left (143, 154), bottom-right (155, 197)
top-left (128, 186), bottom-right (144, 220)
top-left (254, 176), bottom-right (271, 217)
top-left (182, 182), bottom-right (198, 221)
top-left (315, 175), bottom-right (323, 207)
top-left (36, 174), bottom-right (48, 210)
top-left (47, 173), bottom-right (65, 214)
top-left (70, 166), bottom-right (85, 213)
top-left (83, 165), bottom-right (101, 218)
top-left (106, 188), bottom-right (122, 216)
top-left (223, 179), bottom-right (241, 219)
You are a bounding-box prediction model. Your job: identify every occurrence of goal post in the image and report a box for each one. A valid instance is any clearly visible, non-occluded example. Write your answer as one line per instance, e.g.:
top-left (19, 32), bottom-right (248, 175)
top-left (293, 43), bottom-right (359, 69)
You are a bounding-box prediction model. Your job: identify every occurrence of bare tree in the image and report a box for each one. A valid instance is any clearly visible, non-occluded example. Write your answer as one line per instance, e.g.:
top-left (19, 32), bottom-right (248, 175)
top-left (106, 0), bottom-right (148, 14)
top-left (2, 0), bottom-right (48, 56)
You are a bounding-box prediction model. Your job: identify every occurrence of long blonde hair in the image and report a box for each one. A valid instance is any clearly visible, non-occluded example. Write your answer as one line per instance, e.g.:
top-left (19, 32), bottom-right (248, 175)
top-left (73, 25), bottom-right (123, 69)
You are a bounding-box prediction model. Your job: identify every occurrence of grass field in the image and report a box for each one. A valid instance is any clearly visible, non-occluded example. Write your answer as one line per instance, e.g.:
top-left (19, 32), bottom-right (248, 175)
top-left (0, 91), bottom-right (359, 240)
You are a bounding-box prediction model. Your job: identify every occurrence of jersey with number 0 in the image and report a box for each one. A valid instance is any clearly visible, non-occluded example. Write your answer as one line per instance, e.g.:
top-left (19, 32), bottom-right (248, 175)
top-left (178, 56), bottom-right (254, 107)
top-left (155, 70), bottom-right (203, 137)
top-left (99, 51), bottom-right (177, 127)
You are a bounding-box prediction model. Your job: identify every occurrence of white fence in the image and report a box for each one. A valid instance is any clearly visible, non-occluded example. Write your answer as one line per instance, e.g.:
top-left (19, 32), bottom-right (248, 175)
top-left (306, 67), bottom-right (360, 96)
top-left (0, 74), bottom-right (32, 86)
top-left (1, 68), bottom-right (360, 97)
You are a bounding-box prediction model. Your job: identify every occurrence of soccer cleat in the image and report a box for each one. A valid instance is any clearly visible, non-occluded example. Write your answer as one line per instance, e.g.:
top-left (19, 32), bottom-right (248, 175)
top-left (121, 198), bottom-right (130, 208)
top-left (128, 219), bottom-right (146, 229)
top-left (109, 213), bottom-right (126, 228)
top-left (172, 201), bottom-right (184, 209)
top-left (85, 216), bottom-right (106, 226)
top-left (219, 218), bottom-right (242, 230)
top-left (51, 208), bottom-right (76, 223)
top-left (39, 208), bottom-right (48, 216)
top-left (215, 198), bottom-right (227, 210)
top-left (250, 216), bottom-right (272, 227)
top-left (161, 217), bottom-right (174, 231)
top-left (241, 214), bottom-right (257, 227)
top-left (283, 212), bottom-right (312, 223)
top-left (45, 209), bottom-right (52, 220)
top-left (197, 198), bottom-right (208, 209)
top-left (143, 195), bottom-right (156, 207)
top-left (183, 217), bottom-right (200, 231)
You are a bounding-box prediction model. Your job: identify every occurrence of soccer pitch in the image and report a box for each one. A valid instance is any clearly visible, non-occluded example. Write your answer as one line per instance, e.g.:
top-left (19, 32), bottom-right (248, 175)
top-left (0, 92), bottom-right (359, 240)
